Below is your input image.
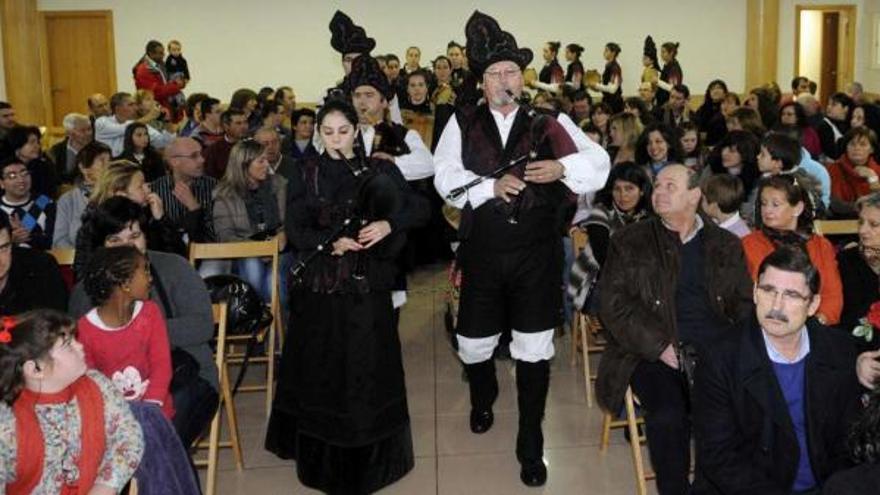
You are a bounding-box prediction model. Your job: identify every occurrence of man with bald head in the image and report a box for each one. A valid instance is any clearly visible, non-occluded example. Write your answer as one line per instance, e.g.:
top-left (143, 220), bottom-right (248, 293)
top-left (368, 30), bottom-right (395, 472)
top-left (596, 164), bottom-right (753, 495)
top-left (151, 137), bottom-right (217, 244)
top-left (87, 93), bottom-right (111, 120)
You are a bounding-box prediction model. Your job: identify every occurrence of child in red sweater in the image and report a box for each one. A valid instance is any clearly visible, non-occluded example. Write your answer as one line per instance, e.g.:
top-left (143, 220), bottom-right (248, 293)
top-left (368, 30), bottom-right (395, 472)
top-left (78, 245), bottom-right (175, 419)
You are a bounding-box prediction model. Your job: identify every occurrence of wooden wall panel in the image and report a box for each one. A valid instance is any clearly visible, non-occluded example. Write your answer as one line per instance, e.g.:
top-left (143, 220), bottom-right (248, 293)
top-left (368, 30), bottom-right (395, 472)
top-left (1, 0), bottom-right (46, 124)
top-left (746, 0), bottom-right (780, 90)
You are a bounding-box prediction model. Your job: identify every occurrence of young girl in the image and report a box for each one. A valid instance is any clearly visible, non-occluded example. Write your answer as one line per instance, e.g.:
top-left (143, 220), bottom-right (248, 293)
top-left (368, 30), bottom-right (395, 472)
top-left (118, 123), bottom-right (166, 182)
top-left (78, 245), bottom-right (175, 419)
top-left (679, 122), bottom-right (705, 172)
top-left (0, 309), bottom-right (143, 494)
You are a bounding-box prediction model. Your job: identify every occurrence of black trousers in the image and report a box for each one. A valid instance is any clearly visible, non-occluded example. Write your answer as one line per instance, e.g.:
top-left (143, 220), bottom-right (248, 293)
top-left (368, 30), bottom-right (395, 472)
top-left (630, 360), bottom-right (691, 495)
top-left (172, 376), bottom-right (221, 449)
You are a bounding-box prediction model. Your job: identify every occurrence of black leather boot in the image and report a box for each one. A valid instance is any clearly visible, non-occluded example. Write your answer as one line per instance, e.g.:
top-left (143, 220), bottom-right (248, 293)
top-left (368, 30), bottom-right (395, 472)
top-left (516, 359), bottom-right (550, 487)
top-left (464, 359), bottom-right (498, 434)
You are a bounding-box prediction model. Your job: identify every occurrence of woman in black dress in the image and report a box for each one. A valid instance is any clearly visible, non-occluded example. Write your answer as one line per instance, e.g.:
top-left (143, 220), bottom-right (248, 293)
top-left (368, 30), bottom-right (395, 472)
top-left (538, 41), bottom-right (564, 86)
top-left (589, 42), bottom-right (623, 114)
top-left (655, 41), bottom-right (683, 108)
top-left (564, 43), bottom-right (585, 90)
top-left (265, 100), bottom-right (429, 494)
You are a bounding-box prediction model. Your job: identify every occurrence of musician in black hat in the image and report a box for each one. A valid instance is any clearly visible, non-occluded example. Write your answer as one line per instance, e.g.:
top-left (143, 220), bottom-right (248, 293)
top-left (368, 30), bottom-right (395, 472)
top-left (433, 11), bottom-right (610, 487)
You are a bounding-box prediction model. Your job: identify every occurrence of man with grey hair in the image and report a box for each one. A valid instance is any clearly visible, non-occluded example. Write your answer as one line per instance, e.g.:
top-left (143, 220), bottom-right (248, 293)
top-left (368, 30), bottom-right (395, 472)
top-left (596, 164), bottom-right (753, 495)
top-left (48, 113), bottom-right (93, 184)
top-left (94, 91), bottom-right (173, 155)
top-left (797, 92), bottom-right (824, 128)
top-left (846, 81), bottom-right (869, 105)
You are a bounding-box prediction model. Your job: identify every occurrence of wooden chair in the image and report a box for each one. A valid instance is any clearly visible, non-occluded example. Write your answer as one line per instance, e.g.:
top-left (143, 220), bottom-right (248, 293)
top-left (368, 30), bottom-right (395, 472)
top-left (813, 219), bottom-right (858, 236)
top-left (568, 228), bottom-right (605, 407)
top-left (192, 302), bottom-right (244, 495)
top-left (188, 238), bottom-right (283, 417)
top-left (599, 387), bottom-right (652, 495)
top-left (47, 247), bottom-right (75, 266)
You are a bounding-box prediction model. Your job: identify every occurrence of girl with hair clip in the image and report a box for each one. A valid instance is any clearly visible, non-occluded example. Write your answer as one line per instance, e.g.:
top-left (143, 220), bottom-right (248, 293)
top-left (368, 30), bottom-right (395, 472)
top-left (564, 43), bottom-right (585, 89)
top-left (653, 41), bottom-right (683, 108)
top-left (678, 121), bottom-right (706, 172)
top-left (0, 309), bottom-right (143, 494)
top-left (588, 43), bottom-right (624, 113)
top-left (78, 245), bottom-right (175, 419)
top-left (742, 174), bottom-right (843, 325)
top-left (528, 41), bottom-right (565, 94)
top-left (117, 122), bottom-right (166, 182)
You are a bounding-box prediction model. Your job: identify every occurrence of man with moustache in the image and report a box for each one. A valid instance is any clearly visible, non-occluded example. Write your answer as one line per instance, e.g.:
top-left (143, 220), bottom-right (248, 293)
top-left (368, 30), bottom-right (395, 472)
top-left (693, 246), bottom-right (863, 494)
top-left (434, 11), bottom-right (609, 486)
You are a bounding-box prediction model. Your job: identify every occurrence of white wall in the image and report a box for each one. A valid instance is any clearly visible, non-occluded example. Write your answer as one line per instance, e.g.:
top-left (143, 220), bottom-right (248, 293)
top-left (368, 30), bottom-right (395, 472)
top-left (36, 0), bottom-right (747, 103)
top-left (798, 10), bottom-right (824, 93)
top-left (0, 18), bottom-right (6, 100)
top-left (863, 0), bottom-right (880, 91)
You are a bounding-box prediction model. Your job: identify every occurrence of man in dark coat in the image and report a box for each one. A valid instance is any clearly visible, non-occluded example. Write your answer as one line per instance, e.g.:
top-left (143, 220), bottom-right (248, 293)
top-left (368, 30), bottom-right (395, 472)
top-left (0, 213), bottom-right (68, 315)
top-left (692, 246), bottom-right (864, 494)
top-left (596, 164), bottom-right (753, 495)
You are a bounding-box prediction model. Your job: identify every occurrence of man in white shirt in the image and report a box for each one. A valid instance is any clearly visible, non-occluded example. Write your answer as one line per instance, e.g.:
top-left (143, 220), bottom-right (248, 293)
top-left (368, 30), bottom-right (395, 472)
top-left (432, 11), bottom-right (609, 487)
top-left (94, 91), bottom-right (174, 156)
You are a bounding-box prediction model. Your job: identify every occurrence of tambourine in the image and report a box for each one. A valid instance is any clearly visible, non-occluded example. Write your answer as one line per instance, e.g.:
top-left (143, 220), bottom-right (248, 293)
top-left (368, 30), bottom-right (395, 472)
top-left (584, 70), bottom-right (601, 86)
top-left (442, 204), bottom-right (461, 230)
top-left (641, 67), bottom-right (659, 84)
top-left (523, 67), bottom-right (538, 86)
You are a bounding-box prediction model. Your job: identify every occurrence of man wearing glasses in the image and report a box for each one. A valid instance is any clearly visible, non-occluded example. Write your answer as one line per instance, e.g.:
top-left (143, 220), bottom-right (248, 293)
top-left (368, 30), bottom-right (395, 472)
top-left (693, 246), bottom-right (863, 495)
top-left (152, 137), bottom-right (216, 246)
top-left (434, 11), bottom-right (609, 487)
top-left (0, 156), bottom-right (56, 250)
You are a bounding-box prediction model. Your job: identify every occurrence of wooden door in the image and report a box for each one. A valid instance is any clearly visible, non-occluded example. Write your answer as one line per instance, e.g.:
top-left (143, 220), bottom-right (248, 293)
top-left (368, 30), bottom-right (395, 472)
top-left (819, 12), bottom-right (839, 106)
top-left (43, 11), bottom-right (116, 126)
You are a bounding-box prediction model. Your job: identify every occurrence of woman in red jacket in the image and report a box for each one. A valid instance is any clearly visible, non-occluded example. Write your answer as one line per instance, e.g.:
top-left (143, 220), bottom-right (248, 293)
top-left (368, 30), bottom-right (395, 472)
top-left (828, 126), bottom-right (880, 217)
top-left (742, 174), bottom-right (843, 324)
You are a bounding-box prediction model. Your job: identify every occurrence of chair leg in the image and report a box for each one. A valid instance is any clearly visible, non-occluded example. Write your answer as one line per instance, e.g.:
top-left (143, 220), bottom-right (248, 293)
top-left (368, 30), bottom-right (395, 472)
top-left (569, 312), bottom-right (579, 368)
top-left (600, 411), bottom-right (612, 453)
top-left (580, 320), bottom-right (592, 407)
top-left (204, 403), bottom-right (222, 495)
top-left (625, 387), bottom-right (648, 495)
top-left (265, 321), bottom-right (276, 418)
top-left (222, 364), bottom-right (245, 470)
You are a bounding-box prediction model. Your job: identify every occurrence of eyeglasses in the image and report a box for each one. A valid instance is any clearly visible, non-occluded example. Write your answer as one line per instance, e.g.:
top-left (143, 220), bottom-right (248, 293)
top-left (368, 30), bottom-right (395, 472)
top-left (756, 284), bottom-right (811, 305)
top-left (484, 68), bottom-right (521, 80)
top-left (2, 170), bottom-right (29, 181)
top-left (169, 152), bottom-right (202, 160)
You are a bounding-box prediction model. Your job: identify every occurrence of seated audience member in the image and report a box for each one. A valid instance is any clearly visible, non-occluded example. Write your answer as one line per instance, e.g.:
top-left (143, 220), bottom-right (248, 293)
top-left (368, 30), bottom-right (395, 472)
top-left (751, 132), bottom-right (825, 220)
top-left (568, 162), bottom-right (652, 312)
top-left (704, 92), bottom-right (741, 146)
top-left (87, 93), bottom-right (111, 122)
top-left (212, 140), bottom-right (286, 302)
top-left (742, 175), bottom-right (843, 325)
top-left (229, 88), bottom-right (260, 133)
top-left (177, 92), bottom-right (208, 138)
top-left (53, 141), bottom-right (111, 248)
top-left (203, 108), bottom-right (248, 179)
top-left (569, 90), bottom-right (593, 126)
top-left (744, 86), bottom-right (779, 130)
top-left (254, 127), bottom-right (295, 182)
top-left (49, 113), bottom-right (94, 184)
top-left (818, 92), bottom-right (854, 163)
top-left (79, 246), bottom-right (174, 419)
top-left (116, 122), bottom-right (167, 182)
top-left (655, 84), bottom-right (692, 128)
top-left (4, 125), bottom-right (59, 199)
top-left (0, 213), bottom-right (67, 314)
top-left (828, 127), bottom-right (880, 217)
top-left (679, 121), bottom-right (705, 171)
top-left (701, 174), bottom-right (749, 238)
top-left (823, 389), bottom-right (880, 494)
top-left (153, 137), bottom-right (216, 245)
top-left (0, 310), bottom-right (144, 494)
top-left (590, 103), bottom-right (612, 147)
top-left (74, 161), bottom-right (184, 276)
top-left (773, 124), bottom-right (831, 210)
top-left (134, 89), bottom-right (168, 130)
top-left (705, 130), bottom-right (761, 218)
top-left (839, 192), bottom-right (880, 337)
top-left (68, 197), bottom-right (219, 448)
top-left (607, 113), bottom-right (642, 164)
top-left (133, 40), bottom-right (186, 118)
top-left (624, 97), bottom-right (655, 127)
top-left (779, 101), bottom-right (821, 158)
top-left (726, 106), bottom-right (766, 139)
top-left (260, 100), bottom-right (288, 139)
top-left (693, 246), bottom-right (863, 495)
top-left (288, 108), bottom-right (318, 161)
top-left (0, 156), bottom-right (55, 250)
top-left (0, 101), bottom-right (16, 141)
top-left (851, 103), bottom-right (880, 137)
top-left (596, 164), bottom-right (753, 495)
top-left (797, 92), bottom-right (824, 127)
top-left (190, 97), bottom-right (224, 147)
top-left (95, 92), bottom-right (173, 156)
top-left (637, 81), bottom-right (656, 111)
top-left (275, 86), bottom-right (297, 130)
top-left (635, 122), bottom-right (682, 176)
top-left (694, 80), bottom-right (727, 138)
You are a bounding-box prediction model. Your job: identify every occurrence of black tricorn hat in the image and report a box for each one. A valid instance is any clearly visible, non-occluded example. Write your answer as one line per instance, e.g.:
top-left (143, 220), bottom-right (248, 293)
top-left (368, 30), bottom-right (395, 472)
top-left (349, 55), bottom-right (394, 101)
top-left (643, 36), bottom-right (658, 63)
top-left (329, 10), bottom-right (375, 55)
top-left (465, 11), bottom-right (533, 78)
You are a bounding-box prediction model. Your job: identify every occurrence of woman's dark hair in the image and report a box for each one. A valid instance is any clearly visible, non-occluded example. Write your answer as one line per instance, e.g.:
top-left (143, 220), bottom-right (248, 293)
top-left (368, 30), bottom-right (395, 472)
top-left (199, 97), bottom-right (220, 119)
top-left (122, 122), bottom-right (152, 154)
top-left (75, 141), bottom-right (111, 170)
top-left (260, 100), bottom-right (284, 120)
top-left (256, 87), bottom-right (274, 106)
top-left (624, 97), bottom-right (652, 124)
top-left (83, 196), bottom-right (147, 251)
top-left (432, 55), bottom-right (452, 70)
top-left (566, 43), bottom-right (584, 57)
top-left (184, 93), bottom-right (209, 120)
top-left (546, 41), bottom-right (560, 56)
top-left (842, 126), bottom-right (878, 153)
top-left (829, 91), bottom-right (855, 119)
top-left (677, 121), bottom-right (701, 156)
top-left (729, 106), bottom-right (766, 138)
top-left (447, 40), bottom-right (464, 51)
top-left (635, 122), bottom-right (683, 165)
top-left (291, 108), bottom-right (316, 126)
top-left (848, 388), bottom-right (880, 464)
top-left (697, 80), bottom-right (728, 120)
top-left (754, 174), bottom-right (814, 233)
top-left (704, 79), bottom-right (728, 102)
top-left (230, 88), bottom-right (258, 112)
top-left (317, 99), bottom-right (359, 128)
top-left (779, 101), bottom-right (808, 129)
top-left (749, 87), bottom-right (779, 130)
top-left (5, 125), bottom-right (41, 154)
top-left (0, 310), bottom-right (77, 405)
top-left (82, 245), bottom-right (145, 306)
top-left (661, 42), bottom-right (680, 57)
top-left (854, 104), bottom-right (880, 138)
top-left (593, 161), bottom-right (653, 213)
top-left (757, 244), bottom-right (821, 296)
top-left (605, 42), bottom-right (621, 56)
top-left (708, 130), bottom-right (761, 193)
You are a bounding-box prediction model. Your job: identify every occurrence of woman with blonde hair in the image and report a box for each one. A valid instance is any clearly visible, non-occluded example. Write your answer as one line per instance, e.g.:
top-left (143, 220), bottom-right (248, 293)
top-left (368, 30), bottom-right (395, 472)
top-left (74, 160), bottom-right (183, 276)
top-left (608, 112), bottom-right (642, 164)
top-left (212, 139), bottom-right (286, 301)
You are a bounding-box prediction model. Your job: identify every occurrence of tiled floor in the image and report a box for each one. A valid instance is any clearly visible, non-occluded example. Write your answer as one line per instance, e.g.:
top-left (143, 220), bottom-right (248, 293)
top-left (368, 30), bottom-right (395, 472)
top-left (202, 265), bottom-right (658, 494)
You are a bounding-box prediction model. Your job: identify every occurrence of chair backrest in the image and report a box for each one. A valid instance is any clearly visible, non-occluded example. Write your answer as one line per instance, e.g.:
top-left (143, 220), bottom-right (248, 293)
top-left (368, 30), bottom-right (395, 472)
top-left (211, 302), bottom-right (228, 372)
top-left (813, 219), bottom-right (858, 236)
top-left (48, 247), bottom-right (76, 266)
top-left (188, 238), bottom-right (279, 263)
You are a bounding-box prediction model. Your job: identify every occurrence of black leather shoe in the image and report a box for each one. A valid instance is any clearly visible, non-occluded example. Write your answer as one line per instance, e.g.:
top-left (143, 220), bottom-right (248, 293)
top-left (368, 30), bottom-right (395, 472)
top-left (469, 408), bottom-right (494, 434)
top-left (519, 460), bottom-right (547, 487)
